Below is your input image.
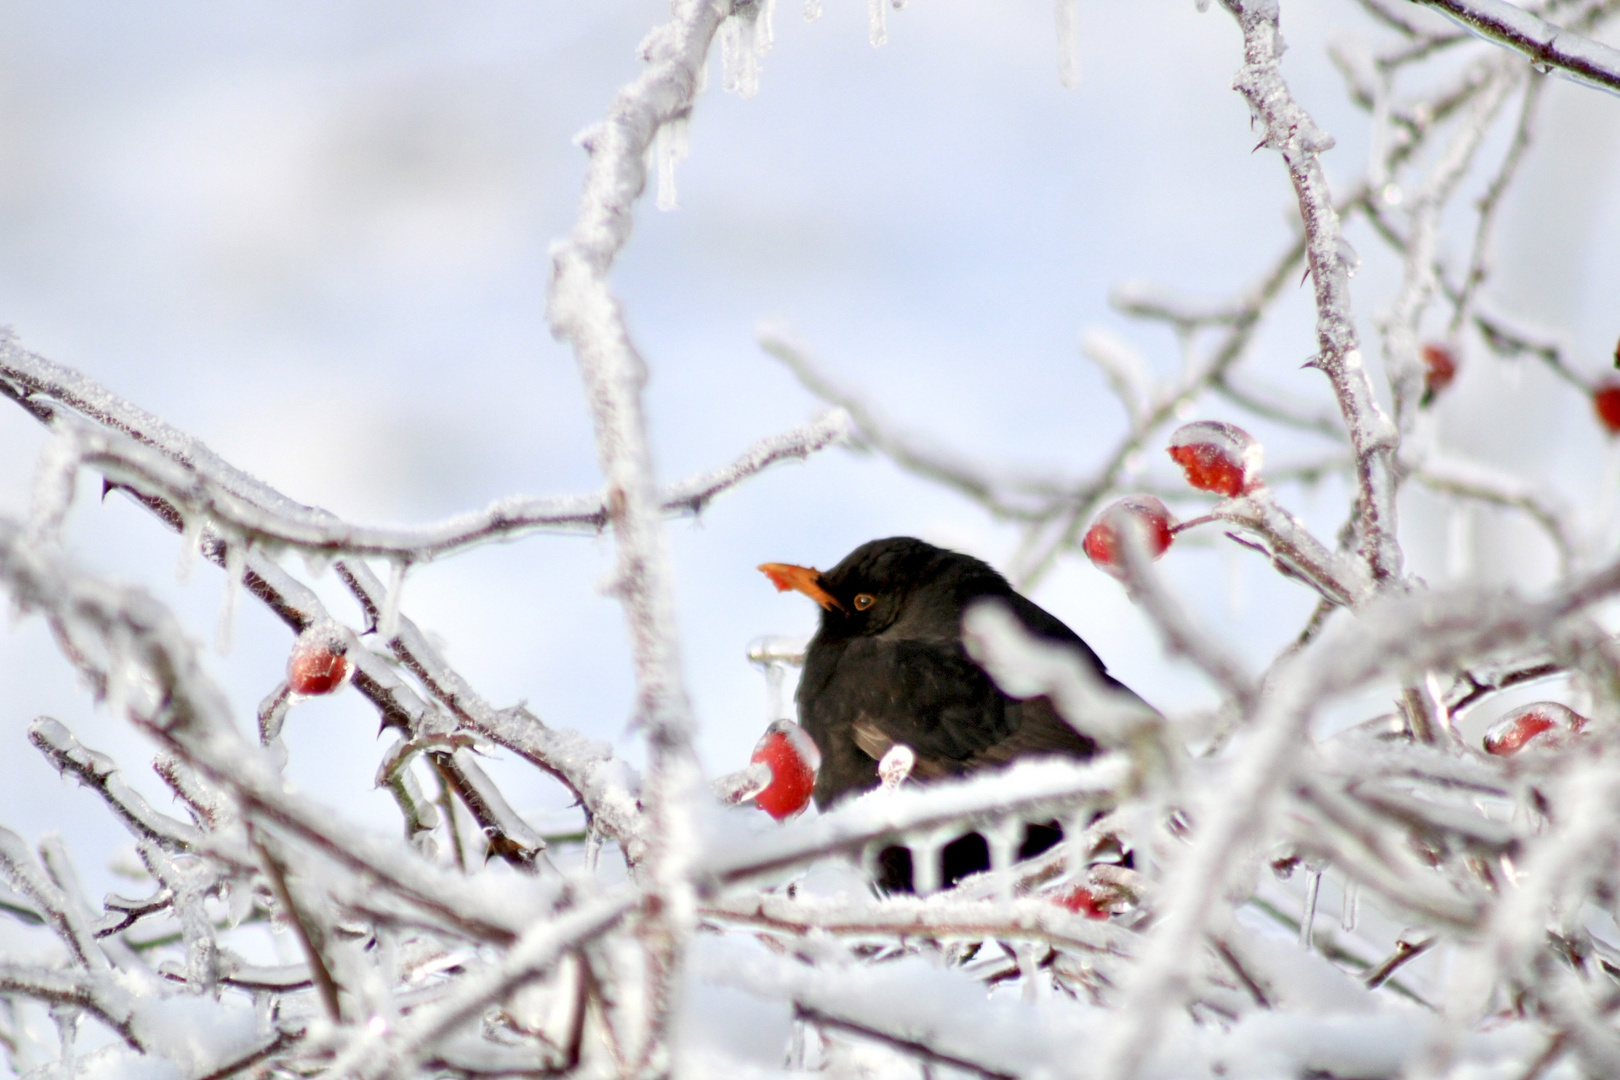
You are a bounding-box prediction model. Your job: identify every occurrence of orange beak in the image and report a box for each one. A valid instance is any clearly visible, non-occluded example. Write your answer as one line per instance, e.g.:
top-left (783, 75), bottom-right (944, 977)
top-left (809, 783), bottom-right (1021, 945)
top-left (758, 562), bottom-right (845, 613)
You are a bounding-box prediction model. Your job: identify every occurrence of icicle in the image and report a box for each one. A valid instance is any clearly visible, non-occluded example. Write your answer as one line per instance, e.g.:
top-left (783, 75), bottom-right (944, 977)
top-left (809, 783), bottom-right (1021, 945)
top-left (1299, 867), bottom-right (1322, 951)
top-left (49, 1006), bottom-right (80, 1076)
top-left (1064, 808), bottom-right (1091, 883)
top-left (176, 513), bottom-right (203, 584)
top-left (1341, 878), bottom-right (1359, 932)
top-left (1015, 942), bottom-right (1044, 1003)
top-left (378, 559), bottom-right (407, 641)
top-left (985, 818), bottom-right (1021, 903)
top-left (28, 427), bottom-right (80, 545)
top-left (300, 547), bottom-right (332, 580)
top-left (1598, 438), bottom-right (1620, 549)
top-left (655, 115), bottom-right (689, 211)
top-left (868, 0), bottom-right (887, 47)
top-left (761, 0), bottom-right (777, 48)
top-left (803, 0), bottom-right (822, 21)
top-left (1445, 497), bottom-right (1473, 581)
top-left (911, 831), bottom-right (945, 896)
top-left (1055, 0), bottom-right (1080, 89)
top-left (216, 538), bottom-right (247, 654)
top-left (721, 5), bottom-right (763, 99)
top-left (584, 817), bottom-right (605, 873)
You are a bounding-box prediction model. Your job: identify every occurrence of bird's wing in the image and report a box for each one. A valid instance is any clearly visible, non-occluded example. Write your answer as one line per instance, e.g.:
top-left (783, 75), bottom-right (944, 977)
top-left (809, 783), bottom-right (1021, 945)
top-left (967, 694), bottom-right (1096, 766)
top-left (808, 636), bottom-right (1014, 770)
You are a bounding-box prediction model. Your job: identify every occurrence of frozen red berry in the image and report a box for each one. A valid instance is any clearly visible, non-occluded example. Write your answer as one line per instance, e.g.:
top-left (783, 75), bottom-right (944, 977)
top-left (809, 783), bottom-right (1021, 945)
top-left (1482, 702), bottom-right (1588, 757)
top-left (1167, 421), bottom-right (1262, 497)
top-left (287, 626), bottom-right (352, 696)
top-left (1594, 380), bottom-right (1620, 436)
top-left (749, 719), bottom-right (820, 821)
top-left (1054, 884), bottom-right (1110, 919)
top-left (1083, 496), bottom-right (1175, 578)
top-left (1420, 343), bottom-right (1458, 406)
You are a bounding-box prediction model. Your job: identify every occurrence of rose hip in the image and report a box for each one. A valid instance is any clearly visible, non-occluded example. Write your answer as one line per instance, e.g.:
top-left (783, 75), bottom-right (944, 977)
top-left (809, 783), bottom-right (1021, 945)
top-left (1083, 496), bottom-right (1175, 578)
top-left (1167, 420), bottom-right (1262, 497)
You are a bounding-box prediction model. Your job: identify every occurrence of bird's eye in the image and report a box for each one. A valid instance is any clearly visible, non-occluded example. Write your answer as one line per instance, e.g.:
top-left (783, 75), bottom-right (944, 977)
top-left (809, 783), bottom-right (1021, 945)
top-left (853, 593), bottom-right (875, 611)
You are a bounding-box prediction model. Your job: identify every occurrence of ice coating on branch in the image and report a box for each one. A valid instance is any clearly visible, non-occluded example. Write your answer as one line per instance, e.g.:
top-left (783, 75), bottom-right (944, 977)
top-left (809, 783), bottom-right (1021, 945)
top-left (712, 761), bottom-right (772, 805)
top-left (1083, 330), bottom-right (1153, 425)
top-left (868, 0), bottom-right (887, 47)
top-left (1083, 495), bottom-right (1176, 578)
top-left (1481, 701), bottom-right (1588, 756)
top-left (1168, 420), bottom-right (1262, 497)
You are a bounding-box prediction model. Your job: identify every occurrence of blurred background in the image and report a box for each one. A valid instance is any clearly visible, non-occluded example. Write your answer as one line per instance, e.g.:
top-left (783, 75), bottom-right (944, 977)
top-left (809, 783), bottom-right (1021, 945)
top-left (0, 0), bottom-right (1617, 918)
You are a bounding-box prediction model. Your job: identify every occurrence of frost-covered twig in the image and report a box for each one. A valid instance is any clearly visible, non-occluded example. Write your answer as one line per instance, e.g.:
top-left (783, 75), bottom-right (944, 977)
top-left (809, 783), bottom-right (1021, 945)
top-left (0, 964), bottom-right (141, 1051)
top-left (1381, 58), bottom-right (1519, 428)
top-left (333, 560), bottom-right (645, 862)
top-left (1412, 0), bottom-right (1620, 93)
top-left (31, 403), bottom-right (848, 561)
top-left (1450, 71), bottom-right (1547, 335)
top-left (340, 892), bottom-right (635, 1080)
top-left (1222, 0), bottom-right (1402, 584)
top-left (28, 718), bottom-right (205, 855)
top-left (0, 519), bottom-right (549, 945)
top-left (705, 756), bottom-right (1129, 884)
top-left (761, 328), bottom-right (1067, 520)
top-left (1210, 488), bottom-right (1378, 608)
top-left (0, 341), bottom-right (646, 857)
top-left (703, 891), bottom-right (1132, 957)
top-left (545, 0), bottom-right (729, 1065)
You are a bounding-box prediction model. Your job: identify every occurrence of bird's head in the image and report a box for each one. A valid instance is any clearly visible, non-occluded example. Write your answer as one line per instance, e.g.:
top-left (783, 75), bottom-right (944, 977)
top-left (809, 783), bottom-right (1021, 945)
top-left (760, 537), bottom-right (1007, 642)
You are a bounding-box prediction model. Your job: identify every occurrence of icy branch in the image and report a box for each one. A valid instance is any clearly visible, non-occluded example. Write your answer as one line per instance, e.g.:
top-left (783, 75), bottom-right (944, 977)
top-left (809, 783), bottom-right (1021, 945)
top-left (546, 0), bottom-right (729, 1065)
top-left (1221, 0), bottom-right (1403, 584)
top-left (703, 756), bottom-right (1130, 884)
top-left (1411, 0), bottom-right (1620, 94)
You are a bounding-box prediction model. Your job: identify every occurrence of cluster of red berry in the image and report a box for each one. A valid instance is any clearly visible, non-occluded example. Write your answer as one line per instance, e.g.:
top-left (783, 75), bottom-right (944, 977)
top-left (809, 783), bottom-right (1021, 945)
top-left (1082, 419), bottom-right (1263, 577)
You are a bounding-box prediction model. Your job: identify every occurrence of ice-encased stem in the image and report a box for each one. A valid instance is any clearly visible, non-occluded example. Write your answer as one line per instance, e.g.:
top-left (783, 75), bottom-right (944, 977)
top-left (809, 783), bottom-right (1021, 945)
top-left (545, 0), bottom-right (726, 1070)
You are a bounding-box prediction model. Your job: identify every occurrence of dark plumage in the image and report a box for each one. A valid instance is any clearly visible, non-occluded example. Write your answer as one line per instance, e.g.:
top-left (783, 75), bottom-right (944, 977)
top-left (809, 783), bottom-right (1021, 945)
top-left (761, 537), bottom-right (1144, 889)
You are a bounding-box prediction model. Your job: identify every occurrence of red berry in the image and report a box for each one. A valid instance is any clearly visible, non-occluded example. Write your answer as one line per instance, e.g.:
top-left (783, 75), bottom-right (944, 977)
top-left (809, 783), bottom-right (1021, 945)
top-left (1083, 496), bottom-right (1175, 578)
top-left (749, 720), bottom-right (820, 821)
top-left (1054, 885), bottom-right (1110, 919)
top-left (1482, 702), bottom-right (1588, 757)
top-left (1167, 421), bottom-right (1262, 497)
top-left (1594, 380), bottom-right (1620, 435)
top-left (287, 627), bottom-right (352, 696)
top-left (1420, 343), bottom-right (1458, 405)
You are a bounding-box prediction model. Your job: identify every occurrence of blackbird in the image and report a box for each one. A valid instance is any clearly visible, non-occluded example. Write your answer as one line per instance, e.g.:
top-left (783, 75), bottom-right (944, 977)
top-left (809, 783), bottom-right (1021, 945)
top-left (760, 536), bottom-right (1143, 890)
